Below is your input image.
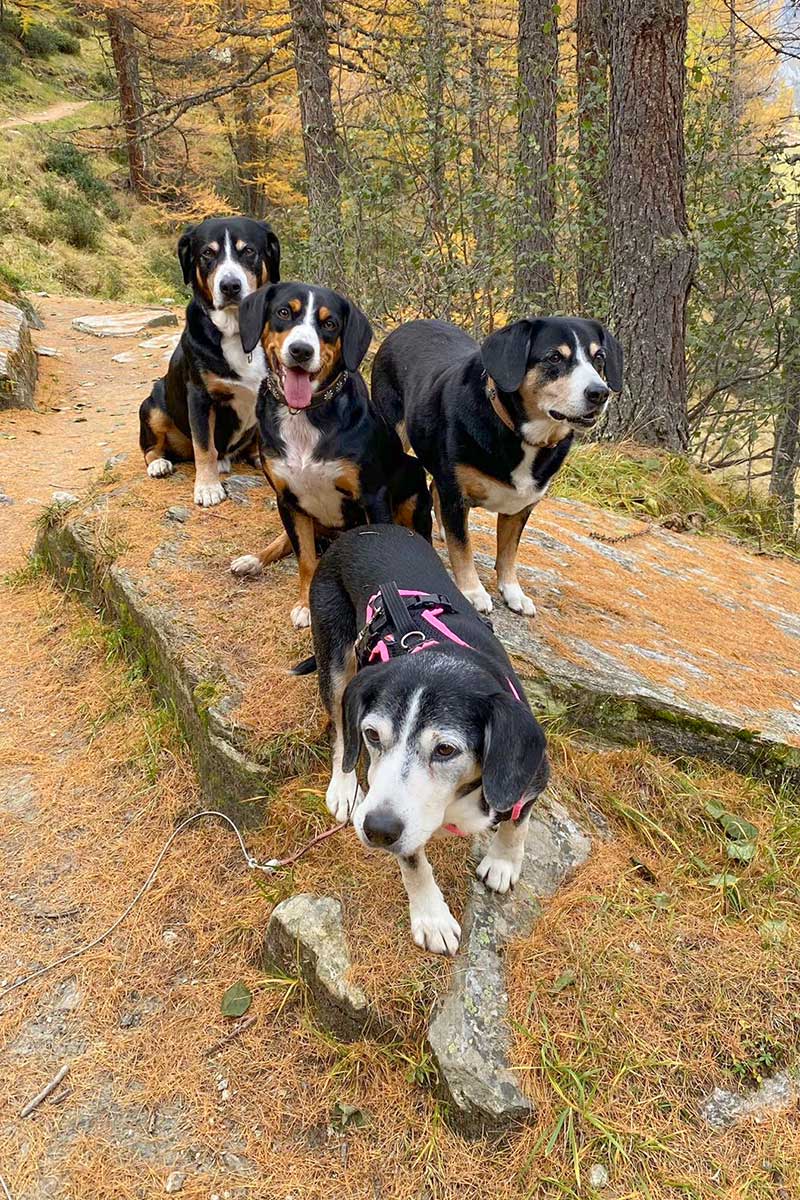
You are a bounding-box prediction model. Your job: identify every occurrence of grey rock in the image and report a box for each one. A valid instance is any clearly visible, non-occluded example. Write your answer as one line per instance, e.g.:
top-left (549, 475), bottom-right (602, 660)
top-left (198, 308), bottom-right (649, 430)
top-left (0, 299), bottom-right (37, 411)
top-left (164, 1170), bottom-right (186, 1193)
top-left (264, 894), bottom-right (386, 1041)
top-left (588, 1163), bottom-right (610, 1189)
top-left (700, 1067), bottom-right (800, 1130)
top-left (54, 977), bottom-right (81, 1011)
top-left (72, 311), bottom-right (178, 338)
top-left (165, 506), bottom-right (190, 524)
top-left (427, 801), bottom-right (591, 1138)
top-left (0, 490), bottom-right (13, 505)
top-left (35, 345), bottom-right (59, 358)
top-left (111, 351), bottom-right (137, 364)
top-left (51, 491), bottom-right (79, 507)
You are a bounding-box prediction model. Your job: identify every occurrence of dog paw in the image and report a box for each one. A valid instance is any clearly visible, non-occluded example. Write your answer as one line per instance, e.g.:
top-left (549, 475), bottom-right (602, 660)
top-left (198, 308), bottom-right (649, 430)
top-left (218, 456), bottom-right (232, 474)
top-left (499, 582), bottom-right (536, 617)
top-left (462, 583), bottom-right (493, 614)
top-left (410, 900), bottom-right (461, 956)
top-left (476, 851), bottom-right (523, 894)
top-left (147, 457), bottom-right (174, 478)
top-left (230, 553), bottom-right (263, 577)
top-left (194, 480), bottom-right (227, 507)
top-left (325, 773), bottom-right (362, 823)
top-left (291, 603), bottom-right (311, 629)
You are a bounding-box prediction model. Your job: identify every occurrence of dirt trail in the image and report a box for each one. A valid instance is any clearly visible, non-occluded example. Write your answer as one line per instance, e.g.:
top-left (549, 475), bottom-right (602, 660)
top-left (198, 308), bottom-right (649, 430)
top-left (0, 100), bottom-right (91, 131)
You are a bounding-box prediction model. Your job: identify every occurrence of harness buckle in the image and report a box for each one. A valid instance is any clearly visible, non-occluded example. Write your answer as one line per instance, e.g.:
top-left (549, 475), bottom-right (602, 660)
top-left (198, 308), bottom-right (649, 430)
top-left (399, 630), bottom-right (426, 650)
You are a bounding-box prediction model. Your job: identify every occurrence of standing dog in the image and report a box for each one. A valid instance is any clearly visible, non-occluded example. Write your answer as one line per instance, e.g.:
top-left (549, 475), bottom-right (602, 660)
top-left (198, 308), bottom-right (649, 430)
top-left (230, 284), bottom-right (431, 628)
top-left (371, 317), bottom-right (622, 615)
top-left (138, 216), bottom-right (280, 506)
top-left (305, 524), bottom-right (549, 955)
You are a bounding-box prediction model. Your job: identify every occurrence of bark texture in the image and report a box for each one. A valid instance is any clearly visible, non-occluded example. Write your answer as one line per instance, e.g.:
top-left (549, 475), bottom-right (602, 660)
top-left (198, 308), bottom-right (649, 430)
top-left (576, 0), bottom-right (608, 312)
top-left (228, 0), bottom-right (268, 218)
top-left (288, 0), bottom-right (345, 290)
top-left (106, 9), bottom-right (149, 197)
top-left (770, 208), bottom-right (800, 526)
top-left (515, 0), bottom-right (558, 311)
top-left (604, 0), bottom-right (696, 451)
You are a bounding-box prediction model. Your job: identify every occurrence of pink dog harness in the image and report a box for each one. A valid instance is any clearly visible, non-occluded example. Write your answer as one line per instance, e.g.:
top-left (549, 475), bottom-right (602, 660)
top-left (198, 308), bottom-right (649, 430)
top-left (353, 582), bottom-right (529, 830)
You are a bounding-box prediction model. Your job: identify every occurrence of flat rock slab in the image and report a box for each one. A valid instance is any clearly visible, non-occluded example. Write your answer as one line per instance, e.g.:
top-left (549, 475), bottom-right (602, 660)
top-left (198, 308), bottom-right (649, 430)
top-left (428, 801), bottom-right (591, 1137)
top-left (0, 299), bottom-right (37, 410)
top-left (474, 502), bottom-right (800, 782)
top-left (71, 311), bottom-right (178, 338)
top-left (700, 1065), bottom-right (800, 1129)
top-left (263, 894), bottom-right (389, 1041)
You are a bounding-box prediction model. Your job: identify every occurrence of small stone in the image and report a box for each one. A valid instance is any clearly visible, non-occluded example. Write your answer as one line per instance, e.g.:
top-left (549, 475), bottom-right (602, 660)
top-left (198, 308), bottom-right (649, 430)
top-left (165, 506), bottom-right (190, 524)
top-left (119, 1011), bottom-right (140, 1028)
top-left (700, 1070), bottom-right (800, 1130)
top-left (35, 346), bottom-right (59, 357)
top-left (588, 1164), bottom-right (609, 1189)
top-left (111, 352), bottom-right (136, 365)
top-left (263, 894), bottom-right (388, 1042)
top-left (164, 1171), bottom-right (185, 1193)
top-left (0, 491), bottom-right (13, 505)
top-left (51, 491), bottom-right (79, 507)
top-left (162, 929), bottom-right (179, 946)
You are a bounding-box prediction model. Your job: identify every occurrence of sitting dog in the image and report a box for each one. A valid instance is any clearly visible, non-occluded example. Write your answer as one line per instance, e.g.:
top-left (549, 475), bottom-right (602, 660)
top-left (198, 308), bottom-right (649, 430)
top-left (371, 317), bottom-right (622, 615)
top-left (138, 216), bottom-right (280, 507)
top-left (230, 283), bottom-right (431, 629)
top-left (305, 523), bottom-right (549, 955)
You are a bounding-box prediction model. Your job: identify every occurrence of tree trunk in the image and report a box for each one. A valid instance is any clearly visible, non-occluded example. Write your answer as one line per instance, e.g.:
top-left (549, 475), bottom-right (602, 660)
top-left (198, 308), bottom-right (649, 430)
top-left (421, 0), bottom-right (449, 316)
top-left (515, 0), bottom-right (558, 311)
top-left (576, 0), bottom-right (608, 313)
top-left (106, 9), bottom-right (149, 198)
top-left (229, 0), bottom-right (268, 218)
top-left (770, 206), bottom-right (800, 527)
top-left (603, 0), bottom-right (696, 451)
top-left (288, 0), bottom-right (345, 290)
top-left (467, 0), bottom-right (494, 333)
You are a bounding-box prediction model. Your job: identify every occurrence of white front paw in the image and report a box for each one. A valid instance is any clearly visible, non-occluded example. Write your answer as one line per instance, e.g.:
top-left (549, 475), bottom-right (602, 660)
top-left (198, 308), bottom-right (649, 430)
top-left (291, 603), bottom-right (311, 629)
top-left (499, 581), bottom-right (536, 616)
top-left (230, 553), bottom-right (263, 577)
top-left (194, 480), bottom-right (227, 507)
top-left (218, 456), bottom-right (232, 474)
top-left (325, 773), bottom-right (362, 823)
top-left (410, 899), bottom-right (461, 956)
top-left (147, 457), bottom-right (174, 478)
top-left (463, 584), bottom-right (493, 614)
top-left (476, 851), bottom-right (523, 894)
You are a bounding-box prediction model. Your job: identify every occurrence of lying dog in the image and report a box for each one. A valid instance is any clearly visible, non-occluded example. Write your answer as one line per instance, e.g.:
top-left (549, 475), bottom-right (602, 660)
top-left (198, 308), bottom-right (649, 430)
top-left (305, 523), bottom-right (549, 955)
top-left (139, 216), bottom-right (280, 507)
top-left (371, 317), bottom-right (622, 615)
top-left (230, 284), bottom-right (431, 629)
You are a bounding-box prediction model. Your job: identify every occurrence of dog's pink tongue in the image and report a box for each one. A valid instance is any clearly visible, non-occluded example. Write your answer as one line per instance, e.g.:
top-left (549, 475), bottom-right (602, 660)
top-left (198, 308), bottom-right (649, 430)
top-left (284, 368), bottom-right (313, 410)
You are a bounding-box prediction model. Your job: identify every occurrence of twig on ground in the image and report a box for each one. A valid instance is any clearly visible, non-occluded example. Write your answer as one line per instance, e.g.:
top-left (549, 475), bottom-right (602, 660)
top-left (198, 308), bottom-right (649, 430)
top-left (204, 1014), bottom-right (257, 1057)
top-left (29, 907), bottom-right (79, 921)
top-left (20, 1063), bottom-right (70, 1117)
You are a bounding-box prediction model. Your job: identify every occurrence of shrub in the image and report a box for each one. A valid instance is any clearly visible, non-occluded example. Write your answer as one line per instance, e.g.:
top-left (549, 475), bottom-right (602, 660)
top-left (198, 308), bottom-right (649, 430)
top-left (0, 10), bottom-right (23, 39)
top-left (35, 186), bottom-right (99, 250)
top-left (44, 143), bottom-right (110, 205)
top-left (0, 38), bottom-right (19, 72)
top-left (20, 21), bottom-right (79, 58)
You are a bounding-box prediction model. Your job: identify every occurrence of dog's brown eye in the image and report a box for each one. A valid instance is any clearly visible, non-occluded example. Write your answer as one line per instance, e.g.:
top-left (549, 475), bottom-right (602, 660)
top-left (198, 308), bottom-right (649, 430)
top-left (594, 351), bottom-right (606, 371)
top-left (363, 728), bottom-right (381, 746)
top-left (546, 351), bottom-right (562, 365)
top-left (323, 318), bottom-right (337, 331)
top-left (201, 248), bottom-right (215, 261)
top-left (277, 306), bottom-right (291, 320)
top-left (433, 742), bottom-right (459, 760)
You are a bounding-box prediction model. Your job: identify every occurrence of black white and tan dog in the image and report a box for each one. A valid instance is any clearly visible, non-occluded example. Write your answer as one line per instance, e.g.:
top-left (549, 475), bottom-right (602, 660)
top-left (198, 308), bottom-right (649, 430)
top-left (371, 317), bottom-right (622, 615)
top-left (303, 523), bottom-right (549, 955)
top-left (229, 283), bottom-right (431, 629)
top-left (138, 216), bottom-right (281, 507)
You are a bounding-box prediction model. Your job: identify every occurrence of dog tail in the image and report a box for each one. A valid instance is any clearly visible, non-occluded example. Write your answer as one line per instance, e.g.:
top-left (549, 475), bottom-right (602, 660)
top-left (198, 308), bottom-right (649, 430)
top-left (291, 654), bottom-right (317, 676)
top-left (370, 347), bottom-right (409, 447)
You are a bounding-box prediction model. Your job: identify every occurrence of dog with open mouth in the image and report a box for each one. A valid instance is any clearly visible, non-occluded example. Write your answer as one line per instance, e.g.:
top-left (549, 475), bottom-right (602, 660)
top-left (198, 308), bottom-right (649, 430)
top-left (371, 316), bottom-right (622, 616)
top-left (230, 283), bottom-right (432, 628)
top-left (301, 523), bottom-right (550, 955)
top-left (138, 216), bottom-right (280, 507)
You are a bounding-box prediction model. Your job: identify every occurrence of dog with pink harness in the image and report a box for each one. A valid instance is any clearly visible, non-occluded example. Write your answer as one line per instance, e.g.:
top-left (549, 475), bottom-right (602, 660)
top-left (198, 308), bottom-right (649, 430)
top-left (296, 523), bottom-right (549, 955)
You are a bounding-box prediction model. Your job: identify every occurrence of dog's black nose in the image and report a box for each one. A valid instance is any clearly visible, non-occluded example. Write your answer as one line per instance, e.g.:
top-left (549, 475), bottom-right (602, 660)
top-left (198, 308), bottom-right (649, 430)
top-left (219, 276), bottom-right (242, 300)
top-left (288, 341), bottom-right (315, 366)
top-left (363, 809), bottom-right (404, 849)
top-left (584, 383), bottom-right (609, 408)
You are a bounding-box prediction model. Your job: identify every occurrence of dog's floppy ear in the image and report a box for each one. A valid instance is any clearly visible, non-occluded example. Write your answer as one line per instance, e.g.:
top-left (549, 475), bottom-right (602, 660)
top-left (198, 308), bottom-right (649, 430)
top-left (481, 692), bottom-right (549, 814)
top-left (601, 327), bottom-right (623, 392)
top-left (342, 300), bottom-right (373, 372)
top-left (177, 225), bottom-right (197, 285)
top-left (238, 284), bottom-right (276, 354)
top-left (481, 319), bottom-right (536, 394)
top-left (341, 670), bottom-right (377, 773)
top-left (260, 222), bottom-right (281, 283)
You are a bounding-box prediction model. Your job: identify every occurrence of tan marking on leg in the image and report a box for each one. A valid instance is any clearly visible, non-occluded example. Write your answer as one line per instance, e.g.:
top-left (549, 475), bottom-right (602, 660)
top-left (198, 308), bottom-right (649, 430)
top-left (193, 406), bottom-right (219, 487)
top-left (445, 519), bottom-right (483, 598)
top-left (393, 496), bottom-right (417, 529)
top-left (495, 509), bottom-right (529, 590)
top-left (431, 482), bottom-right (444, 539)
top-left (294, 510), bottom-right (318, 612)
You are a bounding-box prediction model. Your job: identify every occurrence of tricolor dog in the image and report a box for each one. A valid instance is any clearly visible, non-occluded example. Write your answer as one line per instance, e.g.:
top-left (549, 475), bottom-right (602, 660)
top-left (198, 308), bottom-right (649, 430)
top-left (230, 283), bottom-right (431, 629)
top-left (138, 216), bottom-right (280, 507)
top-left (371, 317), bottom-right (622, 615)
top-left (303, 524), bottom-right (549, 955)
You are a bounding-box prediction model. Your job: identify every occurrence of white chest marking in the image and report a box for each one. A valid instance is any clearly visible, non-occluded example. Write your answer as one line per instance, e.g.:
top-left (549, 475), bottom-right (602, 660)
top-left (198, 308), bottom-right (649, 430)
top-left (208, 307), bottom-right (266, 435)
top-left (478, 442), bottom-right (550, 515)
top-left (270, 409), bottom-right (351, 528)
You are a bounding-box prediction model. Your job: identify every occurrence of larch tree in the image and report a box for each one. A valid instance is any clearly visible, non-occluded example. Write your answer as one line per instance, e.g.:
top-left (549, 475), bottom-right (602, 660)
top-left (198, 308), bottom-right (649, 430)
top-left (604, 0), bottom-right (697, 451)
top-left (106, 7), bottom-right (149, 196)
top-left (515, 0), bottom-right (558, 312)
top-left (770, 200), bottom-right (800, 523)
top-left (288, 0), bottom-right (345, 290)
top-left (575, 0), bottom-right (608, 313)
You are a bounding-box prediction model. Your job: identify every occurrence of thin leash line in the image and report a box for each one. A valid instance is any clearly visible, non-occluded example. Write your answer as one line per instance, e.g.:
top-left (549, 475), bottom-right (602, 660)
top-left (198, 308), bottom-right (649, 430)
top-left (0, 808), bottom-right (345, 1005)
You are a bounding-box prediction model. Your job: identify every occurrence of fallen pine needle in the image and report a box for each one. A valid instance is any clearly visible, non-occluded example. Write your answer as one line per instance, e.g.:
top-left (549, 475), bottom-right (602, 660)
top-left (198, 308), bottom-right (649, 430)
top-left (20, 1063), bottom-right (70, 1118)
top-left (204, 1014), bottom-right (257, 1057)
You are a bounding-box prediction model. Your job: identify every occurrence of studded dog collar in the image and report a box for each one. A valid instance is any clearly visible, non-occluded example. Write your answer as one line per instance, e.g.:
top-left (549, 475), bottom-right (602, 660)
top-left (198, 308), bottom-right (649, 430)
top-left (263, 367), bottom-right (350, 412)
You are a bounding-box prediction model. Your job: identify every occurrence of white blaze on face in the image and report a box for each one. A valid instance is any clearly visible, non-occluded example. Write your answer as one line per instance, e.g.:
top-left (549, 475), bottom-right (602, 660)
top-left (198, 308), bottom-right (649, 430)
top-left (279, 290), bottom-right (322, 375)
top-left (211, 230), bottom-right (253, 309)
top-left (567, 335), bottom-right (608, 413)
